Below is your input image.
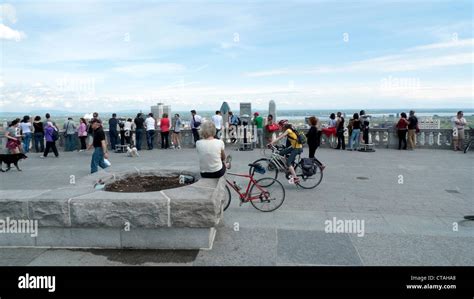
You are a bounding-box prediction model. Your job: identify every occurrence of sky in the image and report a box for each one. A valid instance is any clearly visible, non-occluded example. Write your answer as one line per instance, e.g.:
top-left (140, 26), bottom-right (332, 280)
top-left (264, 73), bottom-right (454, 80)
top-left (0, 0), bottom-right (473, 113)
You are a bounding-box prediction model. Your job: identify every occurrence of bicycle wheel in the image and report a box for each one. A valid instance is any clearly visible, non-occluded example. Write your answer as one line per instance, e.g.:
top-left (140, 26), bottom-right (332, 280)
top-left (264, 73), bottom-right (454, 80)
top-left (464, 140), bottom-right (471, 153)
top-left (249, 178), bottom-right (285, 212)
top-left (223, 185), bottom-right (232, 211)
top-left (294, 161), bottom-right (323, 189)
top-left (248, 158), bottom-right (279, 186)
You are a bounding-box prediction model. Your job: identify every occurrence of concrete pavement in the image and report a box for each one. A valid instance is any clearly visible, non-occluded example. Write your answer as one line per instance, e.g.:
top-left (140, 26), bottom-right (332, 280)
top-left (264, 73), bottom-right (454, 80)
top-left (1, 146), bottom-right (473, 266)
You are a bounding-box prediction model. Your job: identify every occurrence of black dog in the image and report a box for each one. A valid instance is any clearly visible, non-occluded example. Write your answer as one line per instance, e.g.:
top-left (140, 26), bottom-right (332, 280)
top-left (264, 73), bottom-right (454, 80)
top-left (0, 153), bottom-right (28, 172)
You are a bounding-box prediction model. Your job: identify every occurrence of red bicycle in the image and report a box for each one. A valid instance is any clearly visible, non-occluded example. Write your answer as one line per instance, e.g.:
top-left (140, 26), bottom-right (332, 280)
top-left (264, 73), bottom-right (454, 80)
top-left (222, 156), bottom-right (285, 212)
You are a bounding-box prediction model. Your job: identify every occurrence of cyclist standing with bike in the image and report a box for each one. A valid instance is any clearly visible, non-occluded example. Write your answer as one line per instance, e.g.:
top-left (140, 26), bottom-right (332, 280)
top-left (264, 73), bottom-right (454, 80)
top-left (269, 122), bottom-right (303, 184)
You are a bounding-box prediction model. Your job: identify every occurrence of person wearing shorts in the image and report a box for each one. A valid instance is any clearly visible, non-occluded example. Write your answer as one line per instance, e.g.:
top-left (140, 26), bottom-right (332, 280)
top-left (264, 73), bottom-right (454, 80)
top-left (171, 114), bottom-right (182, 149)
top-left (269, 123), bottom-right (303, 183)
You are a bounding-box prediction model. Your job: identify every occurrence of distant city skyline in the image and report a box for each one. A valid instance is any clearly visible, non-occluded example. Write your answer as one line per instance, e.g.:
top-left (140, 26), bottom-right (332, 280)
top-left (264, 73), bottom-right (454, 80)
top-left (1, 0), bottom-right (473, 112)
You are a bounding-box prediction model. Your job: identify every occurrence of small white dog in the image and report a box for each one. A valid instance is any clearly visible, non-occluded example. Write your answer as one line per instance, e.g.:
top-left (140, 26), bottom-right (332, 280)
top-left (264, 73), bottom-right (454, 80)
top-left (126, 146), bottom-right (139, 157)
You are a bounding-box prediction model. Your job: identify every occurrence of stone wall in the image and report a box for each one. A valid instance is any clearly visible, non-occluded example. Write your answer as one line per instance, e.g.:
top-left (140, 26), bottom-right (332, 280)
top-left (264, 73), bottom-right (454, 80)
top-left (1, 127), bottom-right (471, 151)
top-left (0, 168), bottom-right (226, 249)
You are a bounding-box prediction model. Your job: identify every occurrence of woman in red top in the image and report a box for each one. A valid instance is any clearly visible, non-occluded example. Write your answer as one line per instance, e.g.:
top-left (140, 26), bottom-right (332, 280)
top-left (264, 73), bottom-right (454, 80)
top-left (321, 113), bottom-right (337, 148)
top-left (160, 113), bottom-right (171, 149)
top-left (396, 112), bottom-right (409, 150)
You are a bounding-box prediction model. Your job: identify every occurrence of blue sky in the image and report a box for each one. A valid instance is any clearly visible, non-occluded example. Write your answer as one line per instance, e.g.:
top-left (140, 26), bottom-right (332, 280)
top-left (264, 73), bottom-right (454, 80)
top-left (1, 0), bottom-right (473, 112)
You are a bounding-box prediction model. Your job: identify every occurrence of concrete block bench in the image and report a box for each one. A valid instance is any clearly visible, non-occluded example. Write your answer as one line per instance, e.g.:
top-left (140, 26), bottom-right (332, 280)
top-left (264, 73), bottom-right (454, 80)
top-left (0, 168), bottom-right (225, 250)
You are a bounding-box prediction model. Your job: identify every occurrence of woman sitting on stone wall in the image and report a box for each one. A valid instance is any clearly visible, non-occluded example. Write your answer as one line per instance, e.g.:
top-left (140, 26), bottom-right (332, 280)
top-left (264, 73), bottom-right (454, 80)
top-left (196, 121), bottom-right (228, 179)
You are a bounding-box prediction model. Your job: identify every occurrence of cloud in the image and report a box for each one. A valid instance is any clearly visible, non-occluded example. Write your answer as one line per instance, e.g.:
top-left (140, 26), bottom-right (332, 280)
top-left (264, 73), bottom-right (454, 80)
top-left (0, 4), bottom-right (17, 24)
top-left (112, 63), bottom-right (186, 77)
top-left (2, 77), bottom-right (472, 111)
top-left (3, 2), bottom-right (259, 64)
top-left (407, 38), bottom-right (474, 51)
top-left (0, 4), bottom-right (25, 41)
top-left (246, 39), bottom-right (474, 77)
top-left (0, 23), bottom-right (26, 41)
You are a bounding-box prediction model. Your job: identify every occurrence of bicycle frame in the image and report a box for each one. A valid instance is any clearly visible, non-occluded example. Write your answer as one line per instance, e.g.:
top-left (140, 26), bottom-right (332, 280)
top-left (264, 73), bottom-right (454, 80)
top-left (267, 145), bottom-right (301, 172)
top-left (270, 152), bottom-right (288, 171)
top-left (225, 172), bottom-right (268, 202)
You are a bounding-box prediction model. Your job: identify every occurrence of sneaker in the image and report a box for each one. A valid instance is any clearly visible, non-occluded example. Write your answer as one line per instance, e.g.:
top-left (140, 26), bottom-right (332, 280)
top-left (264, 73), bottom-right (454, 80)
top-left (39, 156), bottom-right (45, 158)
top-left (288, 177), bottom-right (300, 185)
top-left (177, 146), bottom-right (181, 149)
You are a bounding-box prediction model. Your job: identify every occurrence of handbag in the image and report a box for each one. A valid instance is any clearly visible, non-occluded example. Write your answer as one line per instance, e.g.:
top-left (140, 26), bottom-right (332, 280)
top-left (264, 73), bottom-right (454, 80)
top-left (415, 124), bottom-right (420, 134)
top-left (266, 123), bottom-right (279, 132)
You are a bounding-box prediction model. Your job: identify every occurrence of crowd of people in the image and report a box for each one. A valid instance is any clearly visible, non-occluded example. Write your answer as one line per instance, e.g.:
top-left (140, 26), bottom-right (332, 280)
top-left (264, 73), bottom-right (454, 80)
top-left (2, 109), bottom-right (469, 175)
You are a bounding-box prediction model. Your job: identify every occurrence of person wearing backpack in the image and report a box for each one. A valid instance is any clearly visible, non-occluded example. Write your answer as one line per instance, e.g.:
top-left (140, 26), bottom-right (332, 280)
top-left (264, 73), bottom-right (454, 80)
top-left (41, 122), bottom-right (59, 158)
top-left (269, 122), bottom-right (303, 184)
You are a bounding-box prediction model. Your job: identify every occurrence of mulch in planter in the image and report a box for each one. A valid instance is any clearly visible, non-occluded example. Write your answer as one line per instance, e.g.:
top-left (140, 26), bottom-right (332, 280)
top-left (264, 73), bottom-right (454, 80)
top-left (105, 175), bottom-right (192, 192)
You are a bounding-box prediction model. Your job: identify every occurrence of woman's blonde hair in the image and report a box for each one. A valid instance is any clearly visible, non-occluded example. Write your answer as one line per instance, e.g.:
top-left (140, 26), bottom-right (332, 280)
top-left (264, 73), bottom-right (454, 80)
top-left (200, 121), bottom-right (216, 139)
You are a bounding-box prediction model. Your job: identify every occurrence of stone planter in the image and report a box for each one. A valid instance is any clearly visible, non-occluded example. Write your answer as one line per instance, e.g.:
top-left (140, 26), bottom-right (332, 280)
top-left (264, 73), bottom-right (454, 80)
top-left (0, 168), bottom-right (225, 250)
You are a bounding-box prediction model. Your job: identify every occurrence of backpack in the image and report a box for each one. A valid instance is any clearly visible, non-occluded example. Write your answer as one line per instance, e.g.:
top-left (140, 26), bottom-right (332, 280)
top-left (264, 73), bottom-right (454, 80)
top-left (236, 116), bottom-right (241, 126)
top-left (347, 119), bottom-right (353, 130)
top-left (52, 129), bottom-right (59, 141)
top-left (289, 127), bottom-right (307, 145)
top-left (300, 158), bottom-right (316, 177)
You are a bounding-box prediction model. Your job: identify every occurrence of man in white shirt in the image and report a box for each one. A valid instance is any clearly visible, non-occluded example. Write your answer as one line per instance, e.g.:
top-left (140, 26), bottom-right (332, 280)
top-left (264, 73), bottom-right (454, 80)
top-left (190, 110), bottom-right (202, 146)
top-left (452, 111), bottom-right (467, 151)
top-left (144, 113), bottom-right (156, 150)
top-left (211, 111), bottom-right (223, 139)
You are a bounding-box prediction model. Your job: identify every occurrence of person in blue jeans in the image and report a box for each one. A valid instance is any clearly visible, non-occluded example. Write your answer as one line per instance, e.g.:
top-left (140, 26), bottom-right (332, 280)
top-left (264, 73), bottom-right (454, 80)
top-left (88, 119), bottom-right (109, 173)
top-left (349, 113), bottom-right (361, 151)
top-left (144, 113), bottom-right (156, 150)
top-left (63, 117), bottom-right (77, 151)
top-left (33, 116), bottom-right (45, 153)
top-left (20, 115), bottom-right (33, 153)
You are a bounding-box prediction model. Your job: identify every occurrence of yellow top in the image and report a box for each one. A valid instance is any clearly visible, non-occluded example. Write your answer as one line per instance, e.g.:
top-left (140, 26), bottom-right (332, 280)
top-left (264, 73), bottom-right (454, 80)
top-left (286, 129), bottom-right (303, 149)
